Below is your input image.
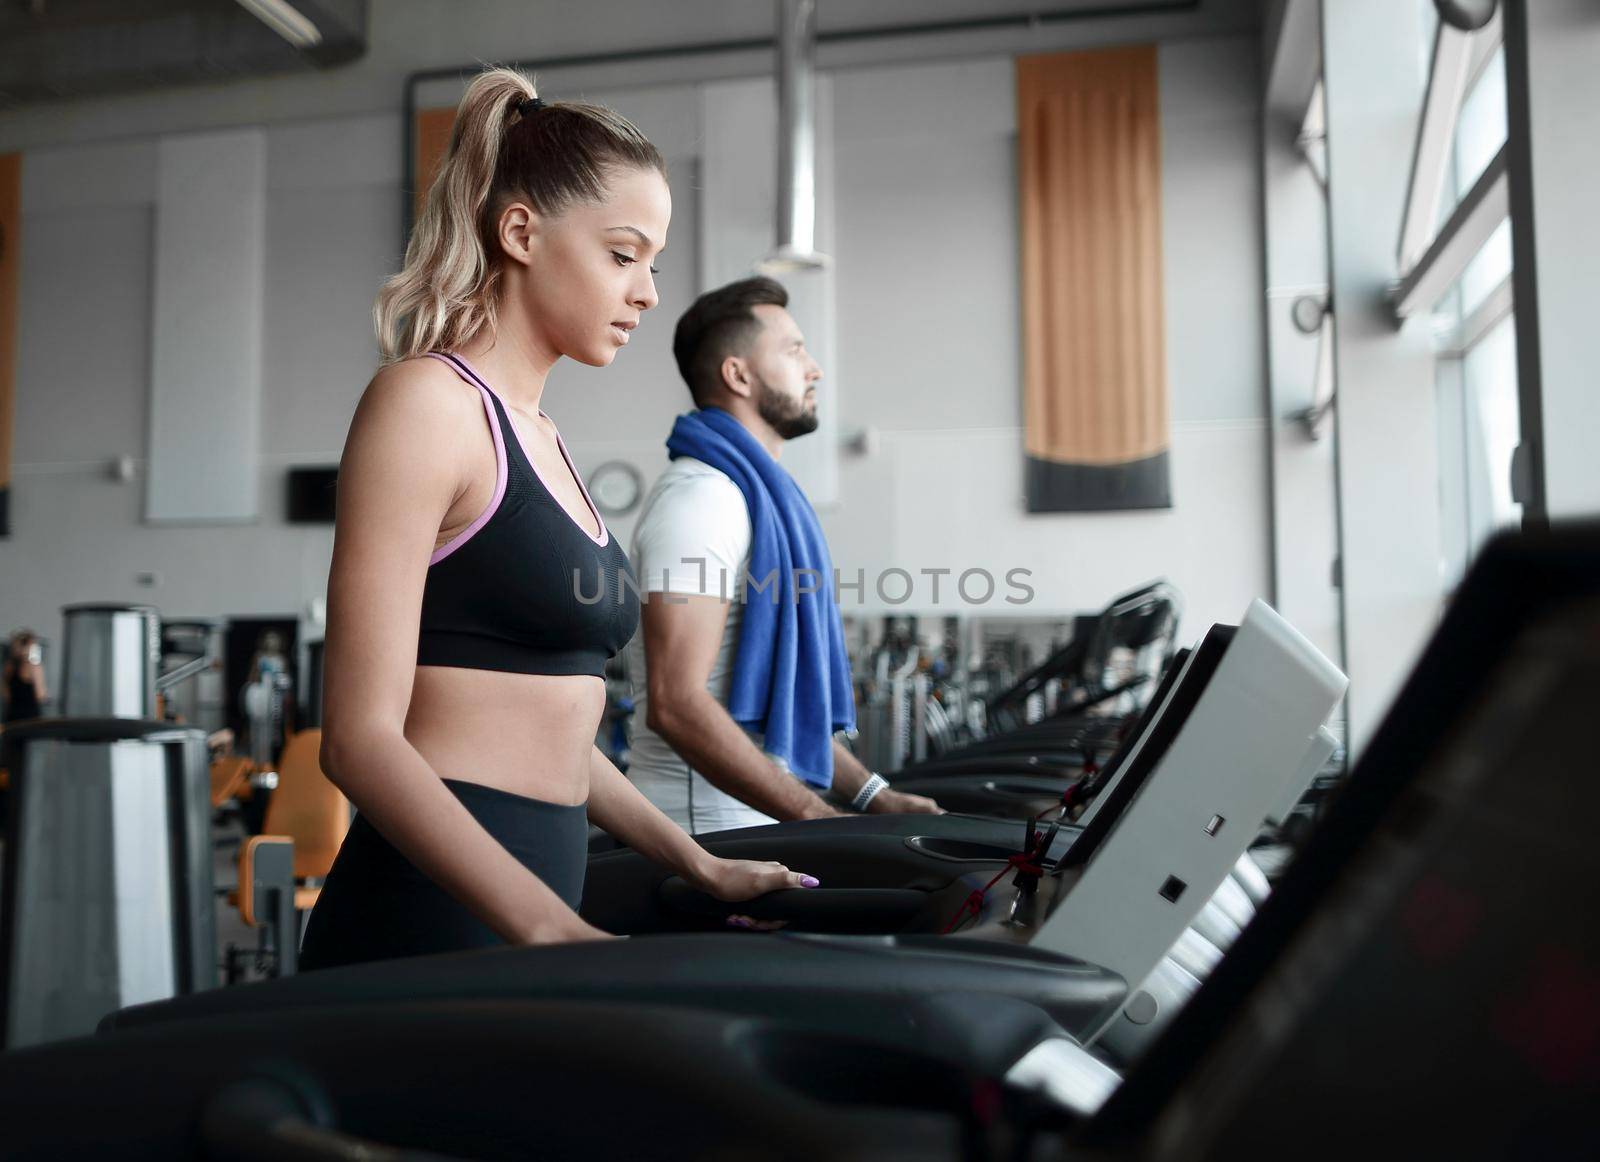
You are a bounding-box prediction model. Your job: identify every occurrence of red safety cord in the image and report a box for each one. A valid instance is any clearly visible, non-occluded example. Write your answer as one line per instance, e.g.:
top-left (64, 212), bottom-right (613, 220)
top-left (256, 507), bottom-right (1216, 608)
top-left (942, 754), bottom-right (1103, 934)
top-left (939, 852), bottom-right (1048, 934)
top-left (1034, 757), bottom-right (1098, 828)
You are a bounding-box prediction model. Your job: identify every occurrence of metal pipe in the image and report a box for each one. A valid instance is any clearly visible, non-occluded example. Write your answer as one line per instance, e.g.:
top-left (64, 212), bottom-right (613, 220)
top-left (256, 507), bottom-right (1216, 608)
top-left (765, 0), bottom-right (826, 272)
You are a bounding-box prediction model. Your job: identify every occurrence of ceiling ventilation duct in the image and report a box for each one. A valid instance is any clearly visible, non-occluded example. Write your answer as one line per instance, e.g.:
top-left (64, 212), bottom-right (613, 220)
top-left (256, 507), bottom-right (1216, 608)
top-left (758, 0), bottom-right (829, 274)
top-left (0, 0), bottom-right (366, 109)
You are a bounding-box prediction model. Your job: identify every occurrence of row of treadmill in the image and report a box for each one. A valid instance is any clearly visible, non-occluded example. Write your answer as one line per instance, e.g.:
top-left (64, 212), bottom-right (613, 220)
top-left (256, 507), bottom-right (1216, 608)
top-left (2, 528), bottom-right (1595, 1160)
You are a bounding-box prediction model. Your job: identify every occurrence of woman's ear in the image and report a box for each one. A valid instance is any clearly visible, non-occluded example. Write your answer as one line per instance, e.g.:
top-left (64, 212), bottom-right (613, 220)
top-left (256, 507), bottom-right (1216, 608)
top-left (497, 201), bottom-right (541, 268)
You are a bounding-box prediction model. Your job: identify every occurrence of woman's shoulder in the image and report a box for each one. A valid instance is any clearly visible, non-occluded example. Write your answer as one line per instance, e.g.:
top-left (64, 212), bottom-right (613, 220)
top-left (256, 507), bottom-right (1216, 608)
top-left (355, 355), bottom-right (484, 433)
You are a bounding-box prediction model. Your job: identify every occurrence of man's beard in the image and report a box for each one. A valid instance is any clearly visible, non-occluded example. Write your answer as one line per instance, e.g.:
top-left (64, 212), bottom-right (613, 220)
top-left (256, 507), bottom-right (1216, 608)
top-left (754, 376), bottom-right (819, 440)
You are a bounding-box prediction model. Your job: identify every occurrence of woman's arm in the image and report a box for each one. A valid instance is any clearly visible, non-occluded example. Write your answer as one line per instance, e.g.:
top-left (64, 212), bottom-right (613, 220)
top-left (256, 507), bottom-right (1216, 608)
top-left (26, 658), bottom-right (47, 705)
top-left (319, 360), bottom-right (606, 945)
top-left (587, 746), bottom-right (818, 900)
top-left (6, 653), bottom-right (48, 707)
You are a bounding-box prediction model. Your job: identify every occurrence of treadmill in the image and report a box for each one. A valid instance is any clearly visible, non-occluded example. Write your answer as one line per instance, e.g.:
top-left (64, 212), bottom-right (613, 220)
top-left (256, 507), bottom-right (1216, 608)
top-left (882, 581), bottom-right (1182, 810)
top-left (579, 601), bottom-right (1337, 943)
top-left (1059, 526), bottom-right (1600, 1158)
top-left (974, 580), bottom-right (1181, 738)
top-left (1, 530), bottom-right (1585, 1159)
top-left (881, 647), bottom-right (1192, 820)
top-left (96, 599), bottom-right (1343, 1059)
top-left (577, 645), bottom-right (1194, 935)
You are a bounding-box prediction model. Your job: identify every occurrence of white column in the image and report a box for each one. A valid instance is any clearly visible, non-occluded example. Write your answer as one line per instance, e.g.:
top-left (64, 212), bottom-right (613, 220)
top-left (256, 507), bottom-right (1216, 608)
top-left (1321, 0), bottom-right (1440, 753)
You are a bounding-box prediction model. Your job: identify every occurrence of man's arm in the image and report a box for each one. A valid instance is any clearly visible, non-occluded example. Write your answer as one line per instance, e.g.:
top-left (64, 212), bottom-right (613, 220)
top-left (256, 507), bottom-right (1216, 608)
top-left (829, 738), bottom-right (944, 815)
top-left (642, 593), bottom-right (841, 822)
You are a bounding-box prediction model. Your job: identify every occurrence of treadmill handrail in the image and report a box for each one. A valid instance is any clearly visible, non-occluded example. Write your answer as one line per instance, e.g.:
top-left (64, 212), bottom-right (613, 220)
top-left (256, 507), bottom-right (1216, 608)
top-left (658, 878), bottom-right (930, 931)
top-left (201, 1076), bottom-right (461, 1161)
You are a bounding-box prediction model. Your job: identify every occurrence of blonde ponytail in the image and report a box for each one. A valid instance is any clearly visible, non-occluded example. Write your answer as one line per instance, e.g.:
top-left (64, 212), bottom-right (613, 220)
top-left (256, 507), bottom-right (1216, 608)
top-left (375, 66), bottom-right (664, 363)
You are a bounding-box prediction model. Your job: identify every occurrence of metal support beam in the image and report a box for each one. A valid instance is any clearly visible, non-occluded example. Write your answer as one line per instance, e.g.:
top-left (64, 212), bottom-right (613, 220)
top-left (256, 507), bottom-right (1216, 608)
top-left (1397, 23), bottom-right (1474, 269)
top-left (1503, 0), bottom-right (1600, 522)
top-left (1296, 79), bottom-right (1326, 186)
top-left (1391, 144), bottom-right (1507, 319)
top-left (1396, 7), bottom-right (1503, 270)
top-left (1261, 0), bottom-right (1343, 675)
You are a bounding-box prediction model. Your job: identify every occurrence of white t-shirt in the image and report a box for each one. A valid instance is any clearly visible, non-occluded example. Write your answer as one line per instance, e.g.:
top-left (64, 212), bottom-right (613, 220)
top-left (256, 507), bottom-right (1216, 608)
top-left (625, 456), bottom-right (780, 835)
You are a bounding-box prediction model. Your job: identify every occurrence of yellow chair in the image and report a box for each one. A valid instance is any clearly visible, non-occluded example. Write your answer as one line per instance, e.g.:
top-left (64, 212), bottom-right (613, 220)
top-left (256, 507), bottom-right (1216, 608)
top-left (228, 729), bottom-right (348, 977)
top-left (234, 728), bottom-right (347, 913)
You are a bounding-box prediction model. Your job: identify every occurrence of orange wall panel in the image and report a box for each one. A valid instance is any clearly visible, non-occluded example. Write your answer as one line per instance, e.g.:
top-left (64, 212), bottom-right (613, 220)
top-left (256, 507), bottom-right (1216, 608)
top-left (413, 107), bottom-right (457, 227)
top-left (1017, 46), bottom-right (1168, 470)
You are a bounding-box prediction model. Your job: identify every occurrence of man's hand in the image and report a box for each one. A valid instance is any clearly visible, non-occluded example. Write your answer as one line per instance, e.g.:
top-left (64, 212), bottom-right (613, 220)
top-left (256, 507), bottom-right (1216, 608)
top-left (866, 788), bottom-right (945, 815)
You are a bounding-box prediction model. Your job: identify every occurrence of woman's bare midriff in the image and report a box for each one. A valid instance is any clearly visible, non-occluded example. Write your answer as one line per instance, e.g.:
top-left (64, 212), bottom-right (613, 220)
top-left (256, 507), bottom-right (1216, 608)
top-left (404, 665), bottom-right (605, 806)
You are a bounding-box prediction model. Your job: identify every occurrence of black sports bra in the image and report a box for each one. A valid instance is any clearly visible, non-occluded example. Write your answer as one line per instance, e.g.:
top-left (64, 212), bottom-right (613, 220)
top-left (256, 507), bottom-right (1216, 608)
top-left (415, 352), bottom-right (639, 677)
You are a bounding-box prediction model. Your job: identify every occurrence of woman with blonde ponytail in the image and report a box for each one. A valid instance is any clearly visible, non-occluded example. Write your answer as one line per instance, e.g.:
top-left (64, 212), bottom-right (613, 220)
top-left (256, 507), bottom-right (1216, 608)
top-left (302, 67), bottom-right (816, 970)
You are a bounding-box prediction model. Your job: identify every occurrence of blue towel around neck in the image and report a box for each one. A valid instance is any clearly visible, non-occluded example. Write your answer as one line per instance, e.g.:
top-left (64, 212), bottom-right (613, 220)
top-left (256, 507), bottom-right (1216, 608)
top-left (665, 407), bottom-right (855, 788)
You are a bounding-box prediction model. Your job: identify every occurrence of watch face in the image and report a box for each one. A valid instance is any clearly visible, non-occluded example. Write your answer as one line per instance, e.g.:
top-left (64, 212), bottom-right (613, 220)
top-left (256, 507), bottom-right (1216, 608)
top-left (588, 461), bottom-right (643, 516)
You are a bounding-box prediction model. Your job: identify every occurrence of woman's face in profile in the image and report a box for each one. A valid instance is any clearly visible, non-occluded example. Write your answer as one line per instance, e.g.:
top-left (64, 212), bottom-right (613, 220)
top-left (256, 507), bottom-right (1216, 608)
top-left (513, 166), bottom-right (672, 368)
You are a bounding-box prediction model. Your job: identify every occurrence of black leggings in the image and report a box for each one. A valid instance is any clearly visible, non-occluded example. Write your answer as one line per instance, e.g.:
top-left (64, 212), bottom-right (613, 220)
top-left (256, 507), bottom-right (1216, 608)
top-left (298, 778), bottom-right (588, 973)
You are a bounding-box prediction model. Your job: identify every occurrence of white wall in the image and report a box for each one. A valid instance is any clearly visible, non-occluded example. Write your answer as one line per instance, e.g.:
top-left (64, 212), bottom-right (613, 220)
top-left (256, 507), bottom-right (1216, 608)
top-left (0, 15), bottom-right (1268, 684)
top-left (5, 113), bottom-right (400, 666)
top-left (822, 39), bottom-right (1268, 637)
top-left (468, 37), bottom-right (1267, 641)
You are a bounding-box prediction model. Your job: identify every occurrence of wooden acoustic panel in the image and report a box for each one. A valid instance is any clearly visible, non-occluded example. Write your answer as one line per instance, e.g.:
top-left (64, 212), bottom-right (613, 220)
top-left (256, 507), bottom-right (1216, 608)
top-left (413, 107), bottom-right (457, 231)
top-left (1017, 46), bottom-right (1170, 512)
top-left (0, 153), bottom-right (18, 536)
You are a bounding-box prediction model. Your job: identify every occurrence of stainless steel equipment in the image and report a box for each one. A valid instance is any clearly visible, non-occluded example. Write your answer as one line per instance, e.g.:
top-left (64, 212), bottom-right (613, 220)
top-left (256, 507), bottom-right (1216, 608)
top-left (59, 604), bottom-right (162, 719)
top-left (0, 717), bottom-right (216, 1049)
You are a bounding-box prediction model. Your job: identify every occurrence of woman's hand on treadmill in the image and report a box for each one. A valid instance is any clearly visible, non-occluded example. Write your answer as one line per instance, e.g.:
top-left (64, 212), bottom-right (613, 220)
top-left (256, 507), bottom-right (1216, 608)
top-left (692, 856), bottom-right (819, 901)
top-left (691, 857), bottom-right (818, 933)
